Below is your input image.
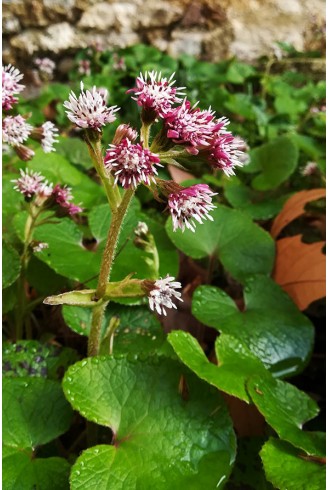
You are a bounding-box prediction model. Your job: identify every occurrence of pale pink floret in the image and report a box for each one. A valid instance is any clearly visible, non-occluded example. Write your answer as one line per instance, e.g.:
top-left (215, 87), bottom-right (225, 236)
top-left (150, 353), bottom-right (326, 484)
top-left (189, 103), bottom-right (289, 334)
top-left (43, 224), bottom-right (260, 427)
top-left (11, 169), bottom-right (47, 198)
top-left (209, 132), bottom-right (245, 177)
top-left (35, 58), bottom-right (56, 77)
top-left (2, 64), bottom-right (25, 110)
top-left (53, 184), bottom-right (83, 215)
top-left (40, 121), bottom-right (59, 153)
top-left (63, 82), bottom-right (119, 131)
top-left (164, 99), bottom-right (222, 154)
top-left (148, 276), bottom-right (183, 316)
top-left (127, 71), bottom-right (185, 117)
top-left (2, 115), bottom-right (33, 146)
top-left (104, 138), bottom-right (162, 189)
top-left (169, 184), bottom-right (217, 232)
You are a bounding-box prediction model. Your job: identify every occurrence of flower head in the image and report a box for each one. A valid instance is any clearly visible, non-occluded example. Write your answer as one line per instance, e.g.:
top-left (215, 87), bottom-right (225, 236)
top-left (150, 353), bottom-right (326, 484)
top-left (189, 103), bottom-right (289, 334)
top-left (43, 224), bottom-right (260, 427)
top-left (32, 241), bottom-right (49, 253)
top-left (127, 71), bottom-right (185, 117)
top-left (2, 115), bottom-right (33, 146)
top-left (112, 124), bottom-right (138, 145)
top-left (78, 59), bottom-right (91, 76)
top-left (14, 145), bottom-right (35, 162)
top-left (134, 221), bottom-right (149, 237)
top-left (208, 131), bottom-right (245, 176)
top-left (52, 184), bottom-right (83, 215)
top-left (35, 58), bottom-right (56, 78)
top-left (40, 122), bottom-right (59, 153)
top-left (11, 169), bottom-right (47, 198)
top-left (104, 138), bottom-right (161, 188)
top-left (164, 99), bottom-right (221, 154)
top-left (146, 276), bottom-right (183, 316)
top-left (168, 184), bottom-right (217, 232)
top-left (2, 64), bottom-right (25, 110)
top-left (301, 161), bottom-right (318, 176)
top-left (63, 82), bottom-right (119, 131)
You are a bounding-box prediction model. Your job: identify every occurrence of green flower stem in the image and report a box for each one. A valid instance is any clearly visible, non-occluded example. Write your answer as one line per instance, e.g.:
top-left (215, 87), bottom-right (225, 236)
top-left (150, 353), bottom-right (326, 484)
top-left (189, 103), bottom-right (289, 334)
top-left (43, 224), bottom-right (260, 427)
top-left (88, 188), bottom-right (135, 356)
top-left (85, 134), bottom-right (121, 211)
top-left (15, 204), bottom-right (42, 340)
top-left (140, 123), bottom-right (152, 149)
top-left (158, 150), bottom-right (188, 160)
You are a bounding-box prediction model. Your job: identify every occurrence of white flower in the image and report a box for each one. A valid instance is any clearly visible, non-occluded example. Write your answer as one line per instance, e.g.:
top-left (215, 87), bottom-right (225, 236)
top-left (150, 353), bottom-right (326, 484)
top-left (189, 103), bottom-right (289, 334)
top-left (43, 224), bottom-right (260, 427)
top-left (135, 222), bottom-right (149, 237)
top-left (2, 64), bottom-right (25, 110)
top-left (148, 276), bottom-right (183, 316)
top-left (33, 242), bottom-right (49, 253)
top-left (11, 169), bottom-right (46, 198)
top-left (63, 82), bottom-right (119, 131)
top-left (35, 58), bottom-right (56, 77)
top-left (2, 115), bottom-right (33, 146)
top-left (41, 121), bottom-right (59, 153)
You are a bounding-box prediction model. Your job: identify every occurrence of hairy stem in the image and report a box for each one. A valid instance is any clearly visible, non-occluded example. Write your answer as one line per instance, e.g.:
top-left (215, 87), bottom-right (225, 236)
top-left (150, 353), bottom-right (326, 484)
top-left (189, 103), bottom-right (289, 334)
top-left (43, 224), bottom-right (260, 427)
top-left (88, 188), bottom-right (134, 356)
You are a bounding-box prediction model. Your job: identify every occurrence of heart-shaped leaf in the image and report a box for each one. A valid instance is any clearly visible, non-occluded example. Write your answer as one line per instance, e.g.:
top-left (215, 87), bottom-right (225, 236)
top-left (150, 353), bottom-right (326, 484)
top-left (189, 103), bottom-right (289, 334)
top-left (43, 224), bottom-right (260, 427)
top-left (247, 375), bottom-right (325, 457)
top-left (260, 438), bottom-right (325, 490)
top-left (3, 242), bottom-right (21, 288)
top-left (168, 331), bottom-right (269, 402)
top-left (3, 446), bottom-right (70, 490)
top-left (63, 356), bottom-right (236, 489)
top-left (192, 276), bottom-right (314, 375)
top-left (166, 206), bottom-right (274, 283)
top-left (3, 377), bottom-right (73, 449)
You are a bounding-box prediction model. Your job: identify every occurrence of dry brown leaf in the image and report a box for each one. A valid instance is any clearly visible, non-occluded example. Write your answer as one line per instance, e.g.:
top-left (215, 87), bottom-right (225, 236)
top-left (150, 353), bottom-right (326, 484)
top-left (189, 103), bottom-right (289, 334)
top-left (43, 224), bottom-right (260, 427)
top-left (273, 235), bottom-right (326, 310)
top-left (271, 189), bottom-right (326, 238)
top-left (168, 165), bottom-right (195, 183)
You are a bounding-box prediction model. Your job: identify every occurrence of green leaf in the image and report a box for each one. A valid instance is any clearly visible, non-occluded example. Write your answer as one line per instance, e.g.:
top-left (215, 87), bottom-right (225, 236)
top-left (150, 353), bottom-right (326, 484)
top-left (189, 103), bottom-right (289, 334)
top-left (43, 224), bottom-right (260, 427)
top-left (63, 304), bottom-right (172, 357)
top-left (260, 438), bottom-right (325, 490)
top-left (3, 377), bottom-right (73, 449)
top-left (247, 375), bottom-right (325, 456)
top-left (250, 136), bottom-right (299, 190)
top-left (168, 331), bottom-right (268, 402)
top-left (226, 61), bottom-right (256, 84)
top-left (3, 340), bottom-right (78, 380)
top-left (224, 178), bottom-right (290, 220)
top-left (3, 446), bottom-right (70, 490)
top-left (192, 276), bottom-right (314, 375)
top-left (56, 136), bottom-right (93, 169)
top-left (3, 242), bottom-right (21, 288)
top-left (28, 148), bottom-right (106, 208)
top-left (165, 206), bottom-right (275, 283)
top-left (64, 356), bottom-right (236, 489)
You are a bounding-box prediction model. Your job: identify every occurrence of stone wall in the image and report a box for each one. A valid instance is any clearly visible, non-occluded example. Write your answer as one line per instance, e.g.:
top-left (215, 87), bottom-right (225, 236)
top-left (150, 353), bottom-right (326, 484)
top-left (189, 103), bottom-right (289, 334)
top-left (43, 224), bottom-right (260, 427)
top-left (3, 0), bottom-right (326, 68)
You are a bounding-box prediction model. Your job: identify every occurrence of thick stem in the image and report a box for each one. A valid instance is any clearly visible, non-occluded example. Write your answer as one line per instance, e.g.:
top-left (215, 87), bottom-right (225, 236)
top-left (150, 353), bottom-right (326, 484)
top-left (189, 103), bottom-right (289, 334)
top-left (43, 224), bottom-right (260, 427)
top-left (88, 188), bottom-right (134, 356)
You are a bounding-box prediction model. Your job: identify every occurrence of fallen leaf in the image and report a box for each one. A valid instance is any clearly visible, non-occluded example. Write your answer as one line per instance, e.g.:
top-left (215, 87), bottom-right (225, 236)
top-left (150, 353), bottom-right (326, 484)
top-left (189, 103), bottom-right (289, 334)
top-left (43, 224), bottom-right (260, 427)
top-left (273, 235), bottom-right (326, 310)
top-left (271, 189), bottom-right (326, 238)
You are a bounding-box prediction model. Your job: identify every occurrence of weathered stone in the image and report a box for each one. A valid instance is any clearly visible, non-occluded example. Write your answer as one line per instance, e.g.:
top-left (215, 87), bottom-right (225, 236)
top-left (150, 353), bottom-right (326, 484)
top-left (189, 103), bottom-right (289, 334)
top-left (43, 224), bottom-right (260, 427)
top-left (2, 14), bottom-right (21, 34)
top-left (168, 30), bottom-right (205, 58)
top-left (78, 2), bottom-right (138, 31)
top-left (10, 23), bottom-right (78, 55)
top-left (137, 1), bottom-right (183, 28)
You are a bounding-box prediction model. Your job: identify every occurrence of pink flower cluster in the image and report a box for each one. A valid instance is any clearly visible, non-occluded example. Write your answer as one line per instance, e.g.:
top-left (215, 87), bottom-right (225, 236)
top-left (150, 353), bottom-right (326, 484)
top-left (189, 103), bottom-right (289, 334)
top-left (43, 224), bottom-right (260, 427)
top-left (104, 138), bottom-right (161, 188)
top-left (2, 64), bottom-right (59, 159)
top-left (12, 169), bottom-right (82, 215)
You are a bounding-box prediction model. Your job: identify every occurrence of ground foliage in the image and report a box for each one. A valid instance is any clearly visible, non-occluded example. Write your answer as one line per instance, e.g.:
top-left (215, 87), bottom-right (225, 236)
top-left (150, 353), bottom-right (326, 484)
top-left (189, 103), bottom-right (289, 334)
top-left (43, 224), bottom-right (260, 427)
top-left (2, 42), bottom-right (326, 489)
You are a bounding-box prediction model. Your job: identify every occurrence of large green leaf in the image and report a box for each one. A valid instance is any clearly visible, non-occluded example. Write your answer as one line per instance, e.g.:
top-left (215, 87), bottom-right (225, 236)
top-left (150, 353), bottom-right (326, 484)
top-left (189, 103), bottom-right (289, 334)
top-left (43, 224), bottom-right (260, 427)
top-left (224, 178), bottom-right (290, 220)
top-left (3, 377), bottom-right (73, 449)
top-left (28, 148), bottom-right (106, 208)
top-left (3, 446), bottom-right (70, 490)
top-left (56, 136), bottom-right (93, 169)
top-left (249, 136), bottom-right (299, 190)
top-left (247, 375), bottom-right (325, 457)
top-left (260, 438), bottom-right (325, 490)
top-left (168, 331), bottom-right (269, 402)
top-left (165, 206), bottom-right (274, 283)
top-left (192, 276), bottom-right (314, 375)
top-left (63, 356), bottom-right (236, 489)
top-left (3, 241), bottom-right (21, 288)
top-left (62, 304), bottom-right (172, 357)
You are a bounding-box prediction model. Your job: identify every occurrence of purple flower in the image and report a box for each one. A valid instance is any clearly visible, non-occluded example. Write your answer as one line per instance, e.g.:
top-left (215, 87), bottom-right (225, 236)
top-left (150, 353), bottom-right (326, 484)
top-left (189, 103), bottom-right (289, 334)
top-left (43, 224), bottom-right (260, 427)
top-left (52, 184), bottom-right (83, 215)
top-left (11, 169), bottom-right (48, 198)
top-left (104, 138), bottom-right (162, 188)
top-left (168, 184), bottom-right (217, 232)
top-left (164, 99), bottom-right (221, 154)
top-left (146, 276), bottom-right (183, 316)
top-left (208, 132), bottom-right (245, 176)
top-left (2, 115), bottom-right (33, 146)
top-left (2, 64), bottom-right (25, 110)
top-left (63, 82), bottom-right (119, 131)
top-left (127, 71), bottom-right (185, 117)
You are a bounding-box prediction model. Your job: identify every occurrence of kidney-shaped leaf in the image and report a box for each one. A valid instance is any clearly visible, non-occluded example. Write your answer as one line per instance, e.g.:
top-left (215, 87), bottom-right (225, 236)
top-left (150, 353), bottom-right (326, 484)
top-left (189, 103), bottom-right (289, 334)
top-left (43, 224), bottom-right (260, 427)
top-left (247, 375), bottom-right (325, 457)
top-left (168, 331), bottom-right (268, 402)
top-left (192, 276), bottom-right (314, 376)
top-left (260, 438), bottom-right (325, 490)
top-left (3, 446), bottom-right (70, 490)
top-left (166, 206), bottom-right (275, 283)
top-left (63, 356), bottom-right (236, 489)
top-left (3, 377), bottom-right (73, 450)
